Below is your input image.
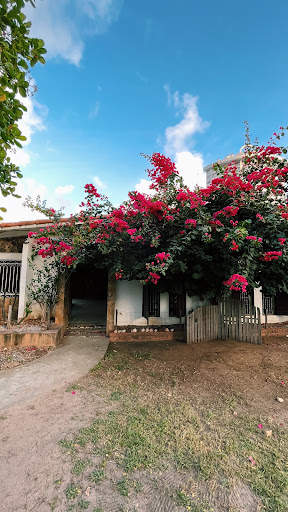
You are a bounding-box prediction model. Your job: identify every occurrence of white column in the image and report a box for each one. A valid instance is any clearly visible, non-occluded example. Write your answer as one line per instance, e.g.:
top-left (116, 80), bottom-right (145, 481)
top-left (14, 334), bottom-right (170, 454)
top-left (254, 287), bottom-right (262, 321)
top-left (18, 241), bottom-right (32, 320)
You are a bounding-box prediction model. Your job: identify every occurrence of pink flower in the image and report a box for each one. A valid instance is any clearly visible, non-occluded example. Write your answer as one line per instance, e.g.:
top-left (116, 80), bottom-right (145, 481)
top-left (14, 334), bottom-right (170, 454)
top-left (72, 391), bottom-right (76, 395)
top-left (185, 219), bottom-right (197, 227)
top-left (223, 274), bottom-right (248, 293)
top-left (258, 424), bottom-right (263, 429)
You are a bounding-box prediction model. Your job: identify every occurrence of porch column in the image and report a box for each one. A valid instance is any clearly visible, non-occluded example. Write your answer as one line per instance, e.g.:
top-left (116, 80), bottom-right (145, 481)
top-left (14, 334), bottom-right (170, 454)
top-left (106, 274), bottom-right (116, 335)
top-left (254, 287), bottom-right (262, 321)
top-left (18, 241), bottom-right (32, 320)
top-left (55, 272), bottom-right (71, 328)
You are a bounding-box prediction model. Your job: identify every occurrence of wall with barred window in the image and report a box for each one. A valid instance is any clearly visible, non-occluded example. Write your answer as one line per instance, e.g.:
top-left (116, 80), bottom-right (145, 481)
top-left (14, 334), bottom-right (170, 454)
top-left (114, 280), bottom-right (209, 326)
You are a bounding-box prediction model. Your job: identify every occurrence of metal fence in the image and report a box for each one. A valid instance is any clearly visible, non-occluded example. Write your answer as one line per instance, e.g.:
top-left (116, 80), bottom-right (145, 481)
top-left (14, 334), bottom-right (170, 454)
top-left (0, 260), bottom-right (21, 297)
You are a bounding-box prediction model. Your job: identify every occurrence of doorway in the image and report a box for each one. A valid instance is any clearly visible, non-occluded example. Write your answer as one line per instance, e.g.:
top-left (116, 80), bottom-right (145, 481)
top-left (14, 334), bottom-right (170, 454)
top-left (69, 265), bottom-right (108, 326)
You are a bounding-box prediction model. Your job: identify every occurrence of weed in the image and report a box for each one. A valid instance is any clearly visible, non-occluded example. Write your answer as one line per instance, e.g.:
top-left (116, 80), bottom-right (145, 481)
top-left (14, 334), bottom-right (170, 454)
top-left (110, 390), bottom-right (123, 401)
top-left (78, 499), bottom-right (90, 509)
top-left (65, 483), bottom-right (81, 500)
top-left (133, 351), bottom-right (152, 360)
top-left (175, 489), bottom-right (191, 507)
top-left (92, 509), bottom-right (104, 512)
top-left (0, 415), bottom-right (7, 420)
top-left (89, 469), bottom-right (105, 484)
top-left (58, 438), bottom-right (76, 454)
top-left (72, 458), bottom-right (91, 476)
top-left (116, 362), bottom-right (130, 371)
top-left (104, 351), bottom-right (116, 361)
top-left (90, 362), bottom-right (102, 372)
top-left (48, 496), bottom-right (58, 511)
top-left (117, 478), bottom-right (129, 496)
top-left (66, 384), bottom-right (83, 392)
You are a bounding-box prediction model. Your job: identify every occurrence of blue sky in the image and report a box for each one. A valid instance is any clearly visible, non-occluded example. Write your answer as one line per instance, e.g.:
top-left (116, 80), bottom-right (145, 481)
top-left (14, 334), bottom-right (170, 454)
top-left (3, 0), bottom-right (288, 221)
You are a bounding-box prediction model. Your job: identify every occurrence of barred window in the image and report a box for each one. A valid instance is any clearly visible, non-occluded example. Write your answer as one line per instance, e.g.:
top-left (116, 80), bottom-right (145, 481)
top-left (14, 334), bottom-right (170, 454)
top-left (169, 293), bottom-right (186, 317)
top-left (0, 260), bottom-right (21, 297)
top-left (142, 286), bottom-right (160, 317)
top-left (262, 294), bottom-right (275, 315)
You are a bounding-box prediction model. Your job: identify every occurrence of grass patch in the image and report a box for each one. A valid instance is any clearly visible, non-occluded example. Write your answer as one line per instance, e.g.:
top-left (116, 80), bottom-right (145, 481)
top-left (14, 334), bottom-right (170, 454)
top-left (78, 499), bottom-right (90, 509)
top-left (60, 394), bottom-right (288, 511)
top-left (133, 351), bottom-right (152, 360)
top-left (65, 483), bottom-right (81, 500)
top-left (72, 458), bottom-right (91, 476)
top-left (89, 468), bottom-right (105, 484)
top-left (66, 384), bottom-right (83, 392)
top-left (117, 478), bottom-right (129, 496)
top-left (110, 390), bottom-right (123, 401)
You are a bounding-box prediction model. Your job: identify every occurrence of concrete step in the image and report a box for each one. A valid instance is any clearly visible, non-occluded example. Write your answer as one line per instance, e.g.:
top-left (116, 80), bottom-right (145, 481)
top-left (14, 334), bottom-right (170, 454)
top-left (65, 325), bottom-right (106, 336)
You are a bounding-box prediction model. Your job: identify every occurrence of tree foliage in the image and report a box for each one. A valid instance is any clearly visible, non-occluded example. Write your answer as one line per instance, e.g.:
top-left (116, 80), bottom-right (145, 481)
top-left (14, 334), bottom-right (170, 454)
top-left (28, 129), bottom-right (288, 300)
top-left (0, 0), bottom-right (46, 216)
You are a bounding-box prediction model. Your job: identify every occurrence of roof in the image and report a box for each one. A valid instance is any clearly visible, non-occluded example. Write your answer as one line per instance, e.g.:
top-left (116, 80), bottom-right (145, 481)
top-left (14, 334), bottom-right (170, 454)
top-left (0, 218), bottom-right (69, 238)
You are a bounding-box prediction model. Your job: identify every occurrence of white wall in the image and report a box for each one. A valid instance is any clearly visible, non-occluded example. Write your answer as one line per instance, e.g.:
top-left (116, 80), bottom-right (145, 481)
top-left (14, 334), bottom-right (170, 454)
top-left (115, 280), bottom-right (209, 326)
top-left (253, 287), bottom-right (288, 324)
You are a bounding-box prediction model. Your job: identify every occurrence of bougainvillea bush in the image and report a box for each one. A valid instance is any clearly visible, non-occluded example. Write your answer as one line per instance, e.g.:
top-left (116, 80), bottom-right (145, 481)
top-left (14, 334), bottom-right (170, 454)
top-left (28, 129), bottom-right (288, 300)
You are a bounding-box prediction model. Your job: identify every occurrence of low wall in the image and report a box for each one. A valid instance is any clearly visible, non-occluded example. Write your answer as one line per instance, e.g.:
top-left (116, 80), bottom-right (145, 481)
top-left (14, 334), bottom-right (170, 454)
top-left (262, 322), bottom-right (288, 337)
top-left (110, 331), bottom-right (185, 343)
top-left (0, 297), bottom-right (19, 321)
top-left (0, 324), bottom-right (65, 348)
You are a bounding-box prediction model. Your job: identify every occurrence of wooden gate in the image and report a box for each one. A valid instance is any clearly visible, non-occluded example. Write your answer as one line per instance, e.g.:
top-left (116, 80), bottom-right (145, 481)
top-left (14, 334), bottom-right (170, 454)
top-left (186, 304), bottom-right (219, 343)
top-left (187, 299), bottom-right (262, 345)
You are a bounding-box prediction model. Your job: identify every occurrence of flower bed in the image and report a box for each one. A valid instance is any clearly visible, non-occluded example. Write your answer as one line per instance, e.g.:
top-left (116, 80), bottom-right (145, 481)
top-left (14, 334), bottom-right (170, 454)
top-left (110, 326), bottom-right (185, 343)
top-left (0, 323), bottom-right (65, 348)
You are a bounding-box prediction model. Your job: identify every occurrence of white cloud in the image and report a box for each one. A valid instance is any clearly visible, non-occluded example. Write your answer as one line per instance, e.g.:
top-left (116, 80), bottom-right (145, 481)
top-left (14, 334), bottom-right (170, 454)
top-left (93, 176), bottom-right (107, 189)
top-left (24, 0), bottom-right (123, 66)
top-left (135, 178), bottom-right (154, 195)
top-left (174, 151), bottom-right (206, 189)
top-left (1, 178), bottom-right (48, 222)
top-left (54, 184), bottom-right (74, 195)
top-left (8, 95), bottom-right (47, 168)
top-left (135, 87), bottom-right (209, 192)
top-left (164, 87), bottom-right (209, 155)
top-left (163, 86), bottom-right (209, 189)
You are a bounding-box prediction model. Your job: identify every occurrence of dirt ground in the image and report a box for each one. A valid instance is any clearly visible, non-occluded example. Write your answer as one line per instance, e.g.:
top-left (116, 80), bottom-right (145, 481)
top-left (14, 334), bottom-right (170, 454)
top-left (1, 336), bottom-right (288, 512)
top-left (0, 346), bottom-right (55, 369)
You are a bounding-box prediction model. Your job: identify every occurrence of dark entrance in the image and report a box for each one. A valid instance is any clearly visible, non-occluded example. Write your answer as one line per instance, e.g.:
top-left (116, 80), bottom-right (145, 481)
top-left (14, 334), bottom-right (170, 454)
top-left (70, 265), bottom-right (108, 325)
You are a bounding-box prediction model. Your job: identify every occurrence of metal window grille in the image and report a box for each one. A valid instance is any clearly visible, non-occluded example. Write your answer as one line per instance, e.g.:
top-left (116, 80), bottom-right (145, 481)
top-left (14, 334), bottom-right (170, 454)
top-left (148, 288), bottom-right (160, 317)
top-left (240, 291), bottom-right (252, 315)
top-left (0, 260), bottom-right (21, 297)
top-left (262, 295), bottom-right (275, 315)
top-left (169, 293), bottom-right (186, 317)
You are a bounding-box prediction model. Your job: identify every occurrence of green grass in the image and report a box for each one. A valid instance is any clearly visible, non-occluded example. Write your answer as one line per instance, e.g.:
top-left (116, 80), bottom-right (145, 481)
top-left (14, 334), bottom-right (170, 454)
top-left (133, 351), bottom-right (152, 360)
top-left (117, 478), bottom-right (129, 496)
top-left (78, 499), bottom-right (90, 509)
top-left (89, 469), bottom-right (105, 484)
top-left (72, 459), bottom-right (91, 476)
top-left (65, 483), bottom-right (81, 500)
top-left (59, 395), bottom-right (288, 511)
top-left (110, 390), bottom-right (123, 401)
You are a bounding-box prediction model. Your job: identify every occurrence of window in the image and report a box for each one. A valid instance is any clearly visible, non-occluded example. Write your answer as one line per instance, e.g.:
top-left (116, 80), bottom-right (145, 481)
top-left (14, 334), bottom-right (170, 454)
top-left (262, 294), bottom-right (275, 315)
top-left (169, 292), bottom-right (186, 317)
top-left (0, 260), bottom-right (21, 297)
top-left (142, 286), bottom-right (160, 317)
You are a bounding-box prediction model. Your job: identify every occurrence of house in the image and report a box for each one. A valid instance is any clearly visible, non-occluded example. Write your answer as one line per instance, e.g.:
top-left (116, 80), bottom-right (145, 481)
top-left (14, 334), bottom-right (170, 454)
top-left (0, 220), bottom-right (210, 334)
